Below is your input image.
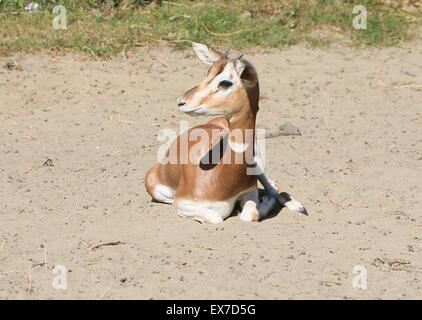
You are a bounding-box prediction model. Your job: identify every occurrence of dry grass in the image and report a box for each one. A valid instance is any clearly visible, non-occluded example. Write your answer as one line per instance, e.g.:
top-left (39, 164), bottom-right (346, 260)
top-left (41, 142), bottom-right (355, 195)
top-left (0, 0), bottom-right (420, 58)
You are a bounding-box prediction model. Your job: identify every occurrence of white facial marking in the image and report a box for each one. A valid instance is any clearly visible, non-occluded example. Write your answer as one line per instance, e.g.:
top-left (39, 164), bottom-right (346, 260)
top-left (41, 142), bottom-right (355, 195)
top-left (180, 61), bottom-right (243, 115)
top-left (210, 62), bottom-right (240, 97)
top-left (188, 88), bottom-right (210, 112)
top-left (184, 61), bottom-right (240, 113)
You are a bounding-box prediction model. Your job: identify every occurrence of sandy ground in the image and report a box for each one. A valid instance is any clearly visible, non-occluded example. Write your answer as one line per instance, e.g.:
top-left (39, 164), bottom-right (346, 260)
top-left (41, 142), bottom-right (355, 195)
top-left (0, 44), bottom-right (421, 300)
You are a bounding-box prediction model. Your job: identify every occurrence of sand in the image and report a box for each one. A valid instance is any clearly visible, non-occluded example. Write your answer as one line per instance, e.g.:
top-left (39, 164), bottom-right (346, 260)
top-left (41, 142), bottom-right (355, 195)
top-left (0, 44), bottom-right (421, 299)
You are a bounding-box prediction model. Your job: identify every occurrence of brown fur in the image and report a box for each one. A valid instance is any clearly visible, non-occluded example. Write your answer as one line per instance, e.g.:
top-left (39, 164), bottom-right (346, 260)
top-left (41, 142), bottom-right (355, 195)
top-left (145, 50), bottom-right (260, 203)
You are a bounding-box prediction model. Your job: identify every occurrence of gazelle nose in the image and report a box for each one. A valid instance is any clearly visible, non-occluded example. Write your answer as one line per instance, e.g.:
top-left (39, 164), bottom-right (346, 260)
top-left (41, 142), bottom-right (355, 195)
top-left (177, 100), bottom-right (186, 107)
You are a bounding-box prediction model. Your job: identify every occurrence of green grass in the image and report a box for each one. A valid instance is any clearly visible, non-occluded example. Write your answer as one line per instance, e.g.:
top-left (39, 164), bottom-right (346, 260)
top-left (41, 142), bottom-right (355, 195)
top-left (0, 0), bottom-right (420, 58)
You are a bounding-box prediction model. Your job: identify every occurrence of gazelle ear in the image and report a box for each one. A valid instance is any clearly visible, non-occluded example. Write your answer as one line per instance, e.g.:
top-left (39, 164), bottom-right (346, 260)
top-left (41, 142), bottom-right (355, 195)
top-left (192, 42), bottom-right (222, 65)
top-left (234, 59), bottom-right (246, 76)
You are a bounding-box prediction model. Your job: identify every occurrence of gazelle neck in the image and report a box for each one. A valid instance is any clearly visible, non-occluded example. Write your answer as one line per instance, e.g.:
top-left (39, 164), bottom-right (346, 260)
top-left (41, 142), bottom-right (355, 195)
top-left (227, 82), bottom-right (259, 151)
top-left (228, 77), bottom-right (260, 131)
top-left (228, 103), bottom-right (257, 132)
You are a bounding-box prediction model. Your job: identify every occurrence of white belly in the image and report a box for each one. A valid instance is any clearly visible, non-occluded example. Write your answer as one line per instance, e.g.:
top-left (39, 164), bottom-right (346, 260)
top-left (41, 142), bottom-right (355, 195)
top-left (175, 187), bottom-right (256, 224)
top-left (176, 198), bottom-right (235, 223)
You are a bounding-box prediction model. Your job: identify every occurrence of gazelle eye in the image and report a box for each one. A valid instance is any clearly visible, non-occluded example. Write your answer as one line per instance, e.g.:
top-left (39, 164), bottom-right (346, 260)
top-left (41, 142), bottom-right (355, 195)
top-left (218, 80), bottom-right (233, 89)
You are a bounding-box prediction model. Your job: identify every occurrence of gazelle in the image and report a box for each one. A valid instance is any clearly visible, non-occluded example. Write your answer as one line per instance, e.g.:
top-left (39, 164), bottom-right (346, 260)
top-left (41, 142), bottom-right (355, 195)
top-left (145, 42), bottom-right (307, 223)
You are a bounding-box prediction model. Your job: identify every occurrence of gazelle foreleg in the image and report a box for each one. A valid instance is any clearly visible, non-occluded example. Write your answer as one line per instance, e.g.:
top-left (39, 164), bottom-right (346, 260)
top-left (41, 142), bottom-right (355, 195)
top-left (238, 189), bottom-right (274, 222)
top-left (252, 135), bottom-right (307, 215)
top-left (257, 173), bottom-right (308, 215)
top-left (252, 134), bottom-right (304, 215)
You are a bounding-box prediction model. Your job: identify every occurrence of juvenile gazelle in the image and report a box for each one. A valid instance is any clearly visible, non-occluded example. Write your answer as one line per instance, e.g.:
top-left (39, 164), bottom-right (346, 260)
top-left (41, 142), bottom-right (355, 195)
top-left (145, 43), bottom-right (306, 223)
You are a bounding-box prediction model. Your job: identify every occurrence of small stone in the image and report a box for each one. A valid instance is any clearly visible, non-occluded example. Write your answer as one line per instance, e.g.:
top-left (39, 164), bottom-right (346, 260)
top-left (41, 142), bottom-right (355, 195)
top-left (4, 61), bottom-right (23, 71)
top-left (24, 2), bottom-right (39, 12)
top-left (42, 159), bottom-right (54, 167)
top-left (278, 122), bottom-right (301, 136)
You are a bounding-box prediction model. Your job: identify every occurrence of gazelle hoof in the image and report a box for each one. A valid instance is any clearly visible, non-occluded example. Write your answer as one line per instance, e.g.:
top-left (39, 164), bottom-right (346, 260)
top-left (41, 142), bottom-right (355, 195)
top-left (285, 197), bottom-right (308, 215)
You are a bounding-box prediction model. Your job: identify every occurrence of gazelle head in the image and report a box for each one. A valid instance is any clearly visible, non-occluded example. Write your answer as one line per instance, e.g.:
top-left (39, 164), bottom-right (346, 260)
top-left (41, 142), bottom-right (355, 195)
top-left (177, 42), bottom-right (259, 119)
